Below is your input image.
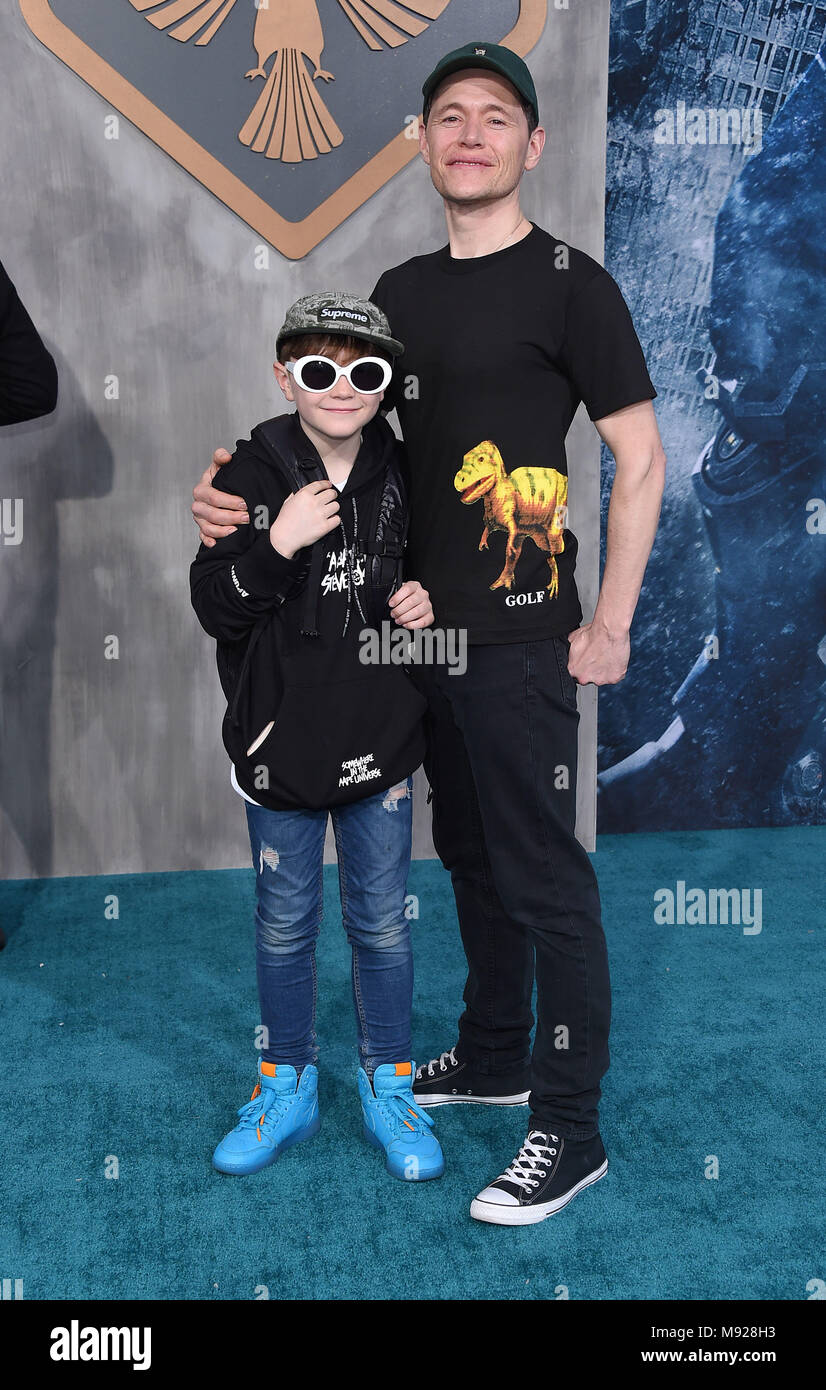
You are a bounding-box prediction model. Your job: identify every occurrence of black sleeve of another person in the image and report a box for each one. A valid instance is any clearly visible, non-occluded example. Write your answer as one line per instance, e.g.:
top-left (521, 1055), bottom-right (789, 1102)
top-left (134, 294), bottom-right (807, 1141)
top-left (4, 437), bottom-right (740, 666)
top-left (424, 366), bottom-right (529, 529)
top-left (0, 259), bottom-right (59, 426)
top-left (560, 269), bottom-right (656, 423)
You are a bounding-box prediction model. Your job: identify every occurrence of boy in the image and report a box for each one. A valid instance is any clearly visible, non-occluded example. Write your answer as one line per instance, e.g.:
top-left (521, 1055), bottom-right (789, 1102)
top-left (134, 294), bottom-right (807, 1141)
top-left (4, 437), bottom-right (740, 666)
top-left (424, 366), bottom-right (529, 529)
top-left (190, 292), bottom-right (444, 1182)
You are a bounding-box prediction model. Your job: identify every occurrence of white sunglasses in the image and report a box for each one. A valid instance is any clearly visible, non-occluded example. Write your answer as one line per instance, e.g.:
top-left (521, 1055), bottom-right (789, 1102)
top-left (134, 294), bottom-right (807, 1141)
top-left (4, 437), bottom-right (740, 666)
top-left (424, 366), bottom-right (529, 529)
top-left (285, 354), bottom-right (392, 395)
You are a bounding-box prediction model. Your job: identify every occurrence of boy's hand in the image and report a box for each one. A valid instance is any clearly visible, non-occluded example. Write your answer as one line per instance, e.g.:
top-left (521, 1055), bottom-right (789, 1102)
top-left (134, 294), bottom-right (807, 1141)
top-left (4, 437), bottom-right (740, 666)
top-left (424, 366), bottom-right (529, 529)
top-left (270, 481), bottom-right (341, 559)
top-left (192, 448), bottom-right (250, 547)
top-left (388, 580), bottom-right (433, 629)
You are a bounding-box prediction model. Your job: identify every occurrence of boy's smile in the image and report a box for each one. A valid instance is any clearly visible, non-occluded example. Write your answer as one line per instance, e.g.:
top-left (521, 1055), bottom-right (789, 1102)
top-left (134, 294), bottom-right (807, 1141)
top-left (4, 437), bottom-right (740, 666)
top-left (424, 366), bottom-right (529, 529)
top-left (285, 375), bottom-right (380, 438)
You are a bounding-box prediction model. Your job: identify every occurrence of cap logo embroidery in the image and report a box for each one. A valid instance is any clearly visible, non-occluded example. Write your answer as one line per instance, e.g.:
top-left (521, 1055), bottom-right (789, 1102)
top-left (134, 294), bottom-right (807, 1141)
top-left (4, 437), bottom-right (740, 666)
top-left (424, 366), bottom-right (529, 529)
top-left (320, 307), bottom-right (370, 325)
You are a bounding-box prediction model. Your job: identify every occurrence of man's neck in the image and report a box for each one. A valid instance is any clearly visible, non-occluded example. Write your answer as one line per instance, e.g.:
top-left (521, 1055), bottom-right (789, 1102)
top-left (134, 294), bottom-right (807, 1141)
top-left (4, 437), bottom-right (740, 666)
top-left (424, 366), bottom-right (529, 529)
top-left (443, 194), bottom-right (532, 260)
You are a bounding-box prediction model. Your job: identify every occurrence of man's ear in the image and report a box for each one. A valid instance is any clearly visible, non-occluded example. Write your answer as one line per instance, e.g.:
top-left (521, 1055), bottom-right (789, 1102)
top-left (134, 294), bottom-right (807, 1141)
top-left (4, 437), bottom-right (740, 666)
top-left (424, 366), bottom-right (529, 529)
top-left (273, 360), bottom-right (294, 401)
top-left (418, 119), bottom-right (431, 166)
top-left (525, 125), bottom-right (546, 171)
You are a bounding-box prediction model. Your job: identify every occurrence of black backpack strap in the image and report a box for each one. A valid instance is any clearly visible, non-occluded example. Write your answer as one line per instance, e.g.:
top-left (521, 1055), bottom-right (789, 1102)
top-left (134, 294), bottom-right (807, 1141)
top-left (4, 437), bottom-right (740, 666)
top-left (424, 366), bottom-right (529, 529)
top-left (256, 415), bottom-right (328, 491)
top-left (228, 614), bottom-right (270, 726)
top-left (300, 541), bottom-right (327, 638)
top-left (362, 455), bottom-right (408, 626)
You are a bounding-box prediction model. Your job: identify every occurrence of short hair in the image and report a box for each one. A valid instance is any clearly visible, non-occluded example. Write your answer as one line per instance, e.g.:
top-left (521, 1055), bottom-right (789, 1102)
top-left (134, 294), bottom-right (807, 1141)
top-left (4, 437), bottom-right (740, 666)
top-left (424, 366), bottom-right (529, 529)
top-left (277, 333), bottom-right (392, 365)
top-left (423, 83), bottom-right (538, 136)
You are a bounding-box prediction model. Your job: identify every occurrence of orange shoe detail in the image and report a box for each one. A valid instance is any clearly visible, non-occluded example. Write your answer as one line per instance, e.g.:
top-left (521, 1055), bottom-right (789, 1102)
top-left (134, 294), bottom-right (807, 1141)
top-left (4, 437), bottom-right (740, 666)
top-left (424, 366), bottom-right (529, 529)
top-left (394, 1063), bottom-right (412, 1076)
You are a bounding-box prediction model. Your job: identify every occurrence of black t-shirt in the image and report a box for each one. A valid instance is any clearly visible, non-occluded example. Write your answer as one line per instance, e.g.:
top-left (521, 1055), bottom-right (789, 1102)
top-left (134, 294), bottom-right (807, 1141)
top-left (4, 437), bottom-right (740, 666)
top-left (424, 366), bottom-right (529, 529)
top-left (371, 224), bottom-right (655, 644)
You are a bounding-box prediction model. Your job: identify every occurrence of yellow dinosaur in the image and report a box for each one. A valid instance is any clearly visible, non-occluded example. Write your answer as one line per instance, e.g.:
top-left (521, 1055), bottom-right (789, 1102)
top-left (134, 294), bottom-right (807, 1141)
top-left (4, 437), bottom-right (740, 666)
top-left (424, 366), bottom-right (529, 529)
top-left (454, 441), bottom-right (568, 598)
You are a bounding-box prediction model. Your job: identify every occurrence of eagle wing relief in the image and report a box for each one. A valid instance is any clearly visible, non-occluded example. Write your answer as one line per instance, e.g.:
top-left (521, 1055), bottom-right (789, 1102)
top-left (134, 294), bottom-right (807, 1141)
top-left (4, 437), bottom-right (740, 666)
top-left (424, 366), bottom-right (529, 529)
top-left (128, 0), bottom-right (452, 163)
top-left (454, 441), bottom-right (569, 600)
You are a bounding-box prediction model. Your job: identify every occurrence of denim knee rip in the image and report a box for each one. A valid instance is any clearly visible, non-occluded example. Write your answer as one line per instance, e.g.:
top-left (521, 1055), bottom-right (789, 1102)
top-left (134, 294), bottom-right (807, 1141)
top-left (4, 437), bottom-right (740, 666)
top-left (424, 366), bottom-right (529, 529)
top-left (381, 778), bottom-right (411, 813)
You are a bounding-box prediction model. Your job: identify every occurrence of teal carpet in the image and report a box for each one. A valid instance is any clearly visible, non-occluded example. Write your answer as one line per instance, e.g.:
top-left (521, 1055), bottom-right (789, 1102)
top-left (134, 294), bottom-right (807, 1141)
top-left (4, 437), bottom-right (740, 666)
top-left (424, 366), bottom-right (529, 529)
top-left (0, 826), bottom-right (823, 1301)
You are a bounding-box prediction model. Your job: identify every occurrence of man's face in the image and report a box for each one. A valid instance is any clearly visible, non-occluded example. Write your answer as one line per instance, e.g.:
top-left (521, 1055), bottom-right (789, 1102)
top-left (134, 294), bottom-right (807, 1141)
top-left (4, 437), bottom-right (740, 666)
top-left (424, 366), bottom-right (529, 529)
top-left (419, 70), bottom-right (544, 207)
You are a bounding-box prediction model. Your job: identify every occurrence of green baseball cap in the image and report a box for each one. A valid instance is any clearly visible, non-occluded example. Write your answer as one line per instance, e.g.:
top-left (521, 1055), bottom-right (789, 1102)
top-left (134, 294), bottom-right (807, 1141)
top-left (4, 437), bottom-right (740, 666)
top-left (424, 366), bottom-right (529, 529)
top-left (276, 290), bottom-right (404, 358)
top-left (422, 41), bottom-right (539, 126)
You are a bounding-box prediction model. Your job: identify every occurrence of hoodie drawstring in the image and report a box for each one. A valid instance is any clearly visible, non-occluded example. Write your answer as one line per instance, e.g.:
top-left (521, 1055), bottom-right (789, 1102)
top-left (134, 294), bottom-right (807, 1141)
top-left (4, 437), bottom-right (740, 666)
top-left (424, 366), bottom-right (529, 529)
top-left (340, 496), bottom-right (367, 638)
top-left (301, 495), bottom-right (366, 639)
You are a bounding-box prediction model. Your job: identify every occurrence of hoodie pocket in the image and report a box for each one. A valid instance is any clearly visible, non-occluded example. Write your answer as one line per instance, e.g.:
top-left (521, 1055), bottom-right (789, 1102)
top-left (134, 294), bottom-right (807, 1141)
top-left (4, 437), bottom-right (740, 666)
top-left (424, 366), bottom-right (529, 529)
top-left (245, 666), bottom-right (426, 810)
top-left (246, 720), bottom-right (276, 756)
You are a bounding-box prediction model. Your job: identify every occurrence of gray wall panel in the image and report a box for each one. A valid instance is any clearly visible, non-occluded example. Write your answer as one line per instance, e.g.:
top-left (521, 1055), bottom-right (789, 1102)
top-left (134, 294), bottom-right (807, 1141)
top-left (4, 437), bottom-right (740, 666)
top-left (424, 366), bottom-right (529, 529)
top-left (1, 1), bottom-right (610, 877)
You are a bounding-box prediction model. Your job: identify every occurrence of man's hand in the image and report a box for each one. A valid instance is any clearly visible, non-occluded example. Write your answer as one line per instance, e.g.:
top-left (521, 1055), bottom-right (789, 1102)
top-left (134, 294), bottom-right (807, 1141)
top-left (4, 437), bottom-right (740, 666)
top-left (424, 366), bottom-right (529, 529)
top-left (565, 399), bottom-right (665, 687)
top-left (270, 481), bottom-right (341, 559)
top-left (567, 618), bottom-right (630, 687)
top-left (388, 580), bottom-right (433, 629)
top-left (192, 448), bottom-right (250, 547)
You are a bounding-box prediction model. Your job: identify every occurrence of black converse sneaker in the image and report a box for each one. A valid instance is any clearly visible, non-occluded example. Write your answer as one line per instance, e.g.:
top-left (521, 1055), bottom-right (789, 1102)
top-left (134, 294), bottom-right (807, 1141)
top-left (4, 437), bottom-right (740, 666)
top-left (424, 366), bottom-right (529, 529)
top-left (470, 1127), bottom-right (608, 1225)
top-left (412, 1045), bottom-right (530, 1108)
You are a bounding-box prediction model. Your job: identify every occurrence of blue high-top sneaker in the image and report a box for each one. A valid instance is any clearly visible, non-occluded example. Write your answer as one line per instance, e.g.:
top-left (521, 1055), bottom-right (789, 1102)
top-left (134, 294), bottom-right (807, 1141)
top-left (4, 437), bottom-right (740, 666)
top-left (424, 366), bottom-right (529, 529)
top-left (212, 1060), bottom-right (320, 1175)
top-left (359, 1062), bottom-right (445, 1181)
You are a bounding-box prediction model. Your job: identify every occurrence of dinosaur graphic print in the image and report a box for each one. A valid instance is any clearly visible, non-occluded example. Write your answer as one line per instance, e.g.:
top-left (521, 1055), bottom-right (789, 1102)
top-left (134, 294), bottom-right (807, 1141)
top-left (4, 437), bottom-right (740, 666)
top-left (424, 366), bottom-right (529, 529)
top-left (454, 441), bottom-right (568, 600)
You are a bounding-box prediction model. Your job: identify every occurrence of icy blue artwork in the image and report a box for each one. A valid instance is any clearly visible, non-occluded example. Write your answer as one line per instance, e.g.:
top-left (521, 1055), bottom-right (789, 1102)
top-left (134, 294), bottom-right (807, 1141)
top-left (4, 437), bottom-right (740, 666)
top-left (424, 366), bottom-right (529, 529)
top-left (598, 0), bottom-right (826, 829)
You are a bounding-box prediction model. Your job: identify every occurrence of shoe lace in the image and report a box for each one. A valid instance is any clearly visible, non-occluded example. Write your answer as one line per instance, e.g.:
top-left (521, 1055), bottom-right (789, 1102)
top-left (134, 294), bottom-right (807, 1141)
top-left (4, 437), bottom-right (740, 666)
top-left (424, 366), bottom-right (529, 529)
top-left (500, 1131), bottom-right (559, 1192)
top-left (416, 1046), bottom-right (457, 1080)
top-left (235, 1081), bottom-right (293, 1143)
top-left (374, 1091), bottom-right (435, 1137)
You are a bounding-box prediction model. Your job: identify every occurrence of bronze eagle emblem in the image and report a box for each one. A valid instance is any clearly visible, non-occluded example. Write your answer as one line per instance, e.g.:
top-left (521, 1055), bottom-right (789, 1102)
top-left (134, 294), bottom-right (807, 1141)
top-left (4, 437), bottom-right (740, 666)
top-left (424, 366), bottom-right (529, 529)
top-left (128, 0), bottom-right (452, 163)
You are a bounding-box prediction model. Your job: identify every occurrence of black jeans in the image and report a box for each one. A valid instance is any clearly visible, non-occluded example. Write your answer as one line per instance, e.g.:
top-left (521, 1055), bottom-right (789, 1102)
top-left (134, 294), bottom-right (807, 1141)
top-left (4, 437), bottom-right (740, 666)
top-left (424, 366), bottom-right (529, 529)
top-left (413, 637), bottom-right (611, 1140)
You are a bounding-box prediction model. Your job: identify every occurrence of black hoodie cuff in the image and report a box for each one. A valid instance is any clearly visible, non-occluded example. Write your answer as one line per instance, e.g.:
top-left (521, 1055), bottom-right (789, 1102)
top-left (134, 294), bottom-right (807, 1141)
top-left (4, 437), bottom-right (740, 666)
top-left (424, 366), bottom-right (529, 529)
top-left (232, 531), bottom-right (308, 598)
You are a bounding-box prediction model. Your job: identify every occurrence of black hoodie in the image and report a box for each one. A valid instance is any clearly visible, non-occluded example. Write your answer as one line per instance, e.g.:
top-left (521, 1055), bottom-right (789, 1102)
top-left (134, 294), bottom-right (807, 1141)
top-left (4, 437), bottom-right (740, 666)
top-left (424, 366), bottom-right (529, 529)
top-left (190, 411), bottom-right (427, 811)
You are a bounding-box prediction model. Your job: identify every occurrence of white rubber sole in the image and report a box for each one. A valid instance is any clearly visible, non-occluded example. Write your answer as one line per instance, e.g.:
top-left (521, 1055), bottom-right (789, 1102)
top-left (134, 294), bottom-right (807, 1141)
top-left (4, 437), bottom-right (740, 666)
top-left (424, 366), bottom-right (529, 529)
top-left (415, 1090), bottom-right (530, 1108)
top-left (470, 1158), bottom-right (608, 1225)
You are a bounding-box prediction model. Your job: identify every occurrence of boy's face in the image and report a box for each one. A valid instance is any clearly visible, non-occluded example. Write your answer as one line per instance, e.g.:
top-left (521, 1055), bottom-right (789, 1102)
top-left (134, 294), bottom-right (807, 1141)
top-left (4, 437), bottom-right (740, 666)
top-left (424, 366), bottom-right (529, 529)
top-left (273, 341), bottom-right (385, 441)
top-left (419, 70), bottom-right (544, 206)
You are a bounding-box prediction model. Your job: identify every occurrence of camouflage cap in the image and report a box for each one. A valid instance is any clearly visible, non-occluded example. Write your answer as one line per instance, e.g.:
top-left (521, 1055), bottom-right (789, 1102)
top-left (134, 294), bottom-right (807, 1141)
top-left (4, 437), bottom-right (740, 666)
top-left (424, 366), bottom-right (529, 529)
top-left (276, 290), bottom-right (404, 358)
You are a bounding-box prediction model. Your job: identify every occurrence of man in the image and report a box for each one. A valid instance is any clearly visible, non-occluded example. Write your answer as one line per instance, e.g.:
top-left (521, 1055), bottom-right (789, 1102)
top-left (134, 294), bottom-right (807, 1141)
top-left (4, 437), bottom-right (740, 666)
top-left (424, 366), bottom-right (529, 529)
top-left (193, 43), bottom-right (665, 1225)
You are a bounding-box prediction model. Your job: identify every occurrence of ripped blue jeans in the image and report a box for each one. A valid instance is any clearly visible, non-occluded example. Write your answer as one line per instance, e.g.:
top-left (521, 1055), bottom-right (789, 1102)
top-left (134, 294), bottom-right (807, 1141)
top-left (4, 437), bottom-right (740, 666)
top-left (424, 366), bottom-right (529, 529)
top-left (244, 775), bottom-right (414, 1074)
